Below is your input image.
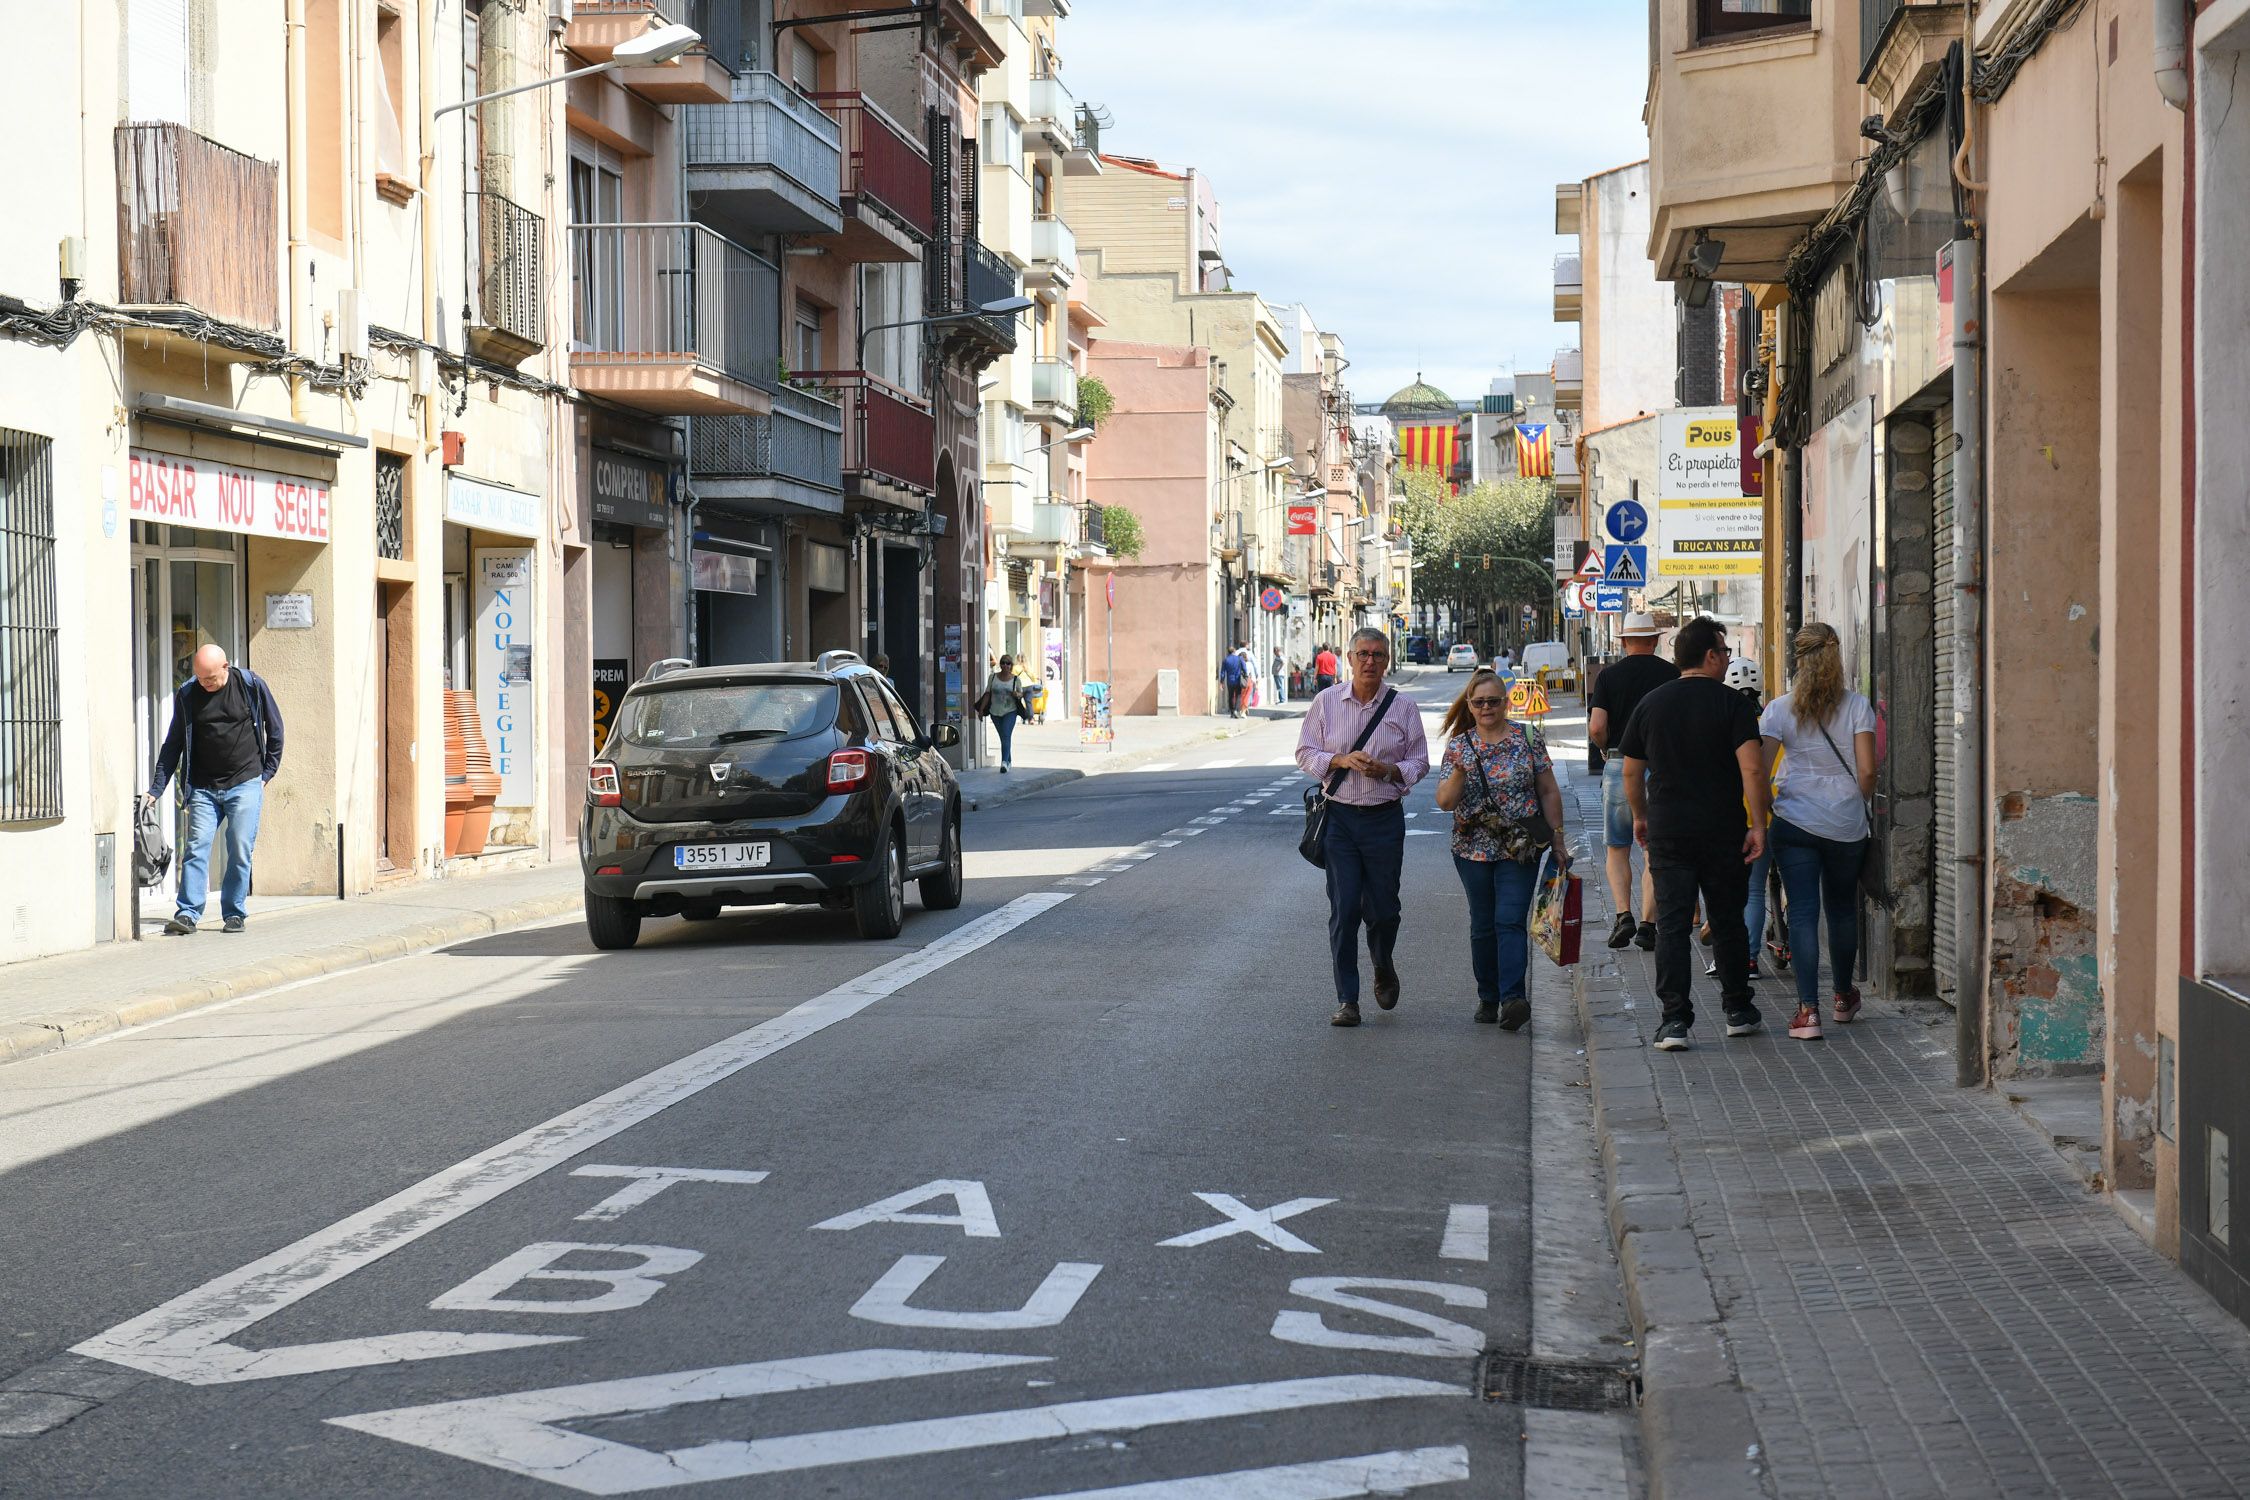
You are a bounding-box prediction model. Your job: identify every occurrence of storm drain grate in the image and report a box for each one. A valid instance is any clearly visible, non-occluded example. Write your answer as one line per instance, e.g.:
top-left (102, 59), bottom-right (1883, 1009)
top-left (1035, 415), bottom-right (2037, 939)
top-left (1477, 1352), bottom-right (1640, 1411)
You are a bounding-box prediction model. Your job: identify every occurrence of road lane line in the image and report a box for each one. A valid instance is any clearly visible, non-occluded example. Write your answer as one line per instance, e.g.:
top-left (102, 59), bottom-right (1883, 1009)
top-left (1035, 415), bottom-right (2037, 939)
top-left (72, 893), bottom-right (1074, 1387)
top-left (1439, 1205), bottom-right (1491, 1263)
top-left (1134, 763), bottom-right (1177, 774)
top-left (1203, 758), bottom-right (1243, 768)
top-left (1019, 1446), bottom-right (1472, 1499)
top-left (329, 1367), bottom-right (1464, 1493)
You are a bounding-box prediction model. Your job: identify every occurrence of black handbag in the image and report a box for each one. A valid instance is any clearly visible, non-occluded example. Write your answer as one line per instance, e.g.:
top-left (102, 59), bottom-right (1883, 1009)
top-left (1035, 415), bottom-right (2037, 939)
top-left (1300, 689), bottom-right (1397, 869)
top-left (1813, 717), bottom-right (1888, 908)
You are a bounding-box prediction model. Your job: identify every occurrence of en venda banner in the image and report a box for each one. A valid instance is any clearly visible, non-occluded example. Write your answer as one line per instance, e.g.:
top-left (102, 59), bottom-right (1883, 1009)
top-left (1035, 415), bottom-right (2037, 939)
top-left (1656, 409), bottom-right (1762, 577)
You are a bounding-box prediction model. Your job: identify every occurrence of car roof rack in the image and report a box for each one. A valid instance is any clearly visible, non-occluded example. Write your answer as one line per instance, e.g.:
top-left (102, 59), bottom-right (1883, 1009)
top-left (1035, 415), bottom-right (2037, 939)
top-left (643, 657), bottom-right (694, 682)
top-left (815, 650), bottom-right (865, 674)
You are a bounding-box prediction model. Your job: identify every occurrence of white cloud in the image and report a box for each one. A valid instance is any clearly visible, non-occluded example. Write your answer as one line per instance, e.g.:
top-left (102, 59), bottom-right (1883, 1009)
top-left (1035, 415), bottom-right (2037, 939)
top-left (1059, 0), bottom-right (1651, 405)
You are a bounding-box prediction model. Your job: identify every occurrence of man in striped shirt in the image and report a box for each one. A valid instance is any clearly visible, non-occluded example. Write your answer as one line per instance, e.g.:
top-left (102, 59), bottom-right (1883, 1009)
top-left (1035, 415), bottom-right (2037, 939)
top-left (1297, 628), bottom-right (1430, 1027)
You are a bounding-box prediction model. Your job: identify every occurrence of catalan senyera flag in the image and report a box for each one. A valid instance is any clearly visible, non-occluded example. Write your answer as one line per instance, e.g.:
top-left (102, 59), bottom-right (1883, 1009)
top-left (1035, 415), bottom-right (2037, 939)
top-left (1516, 422), bottom-right (1554, 479)
top-left (1396, 423), bottom-right (1459, 477)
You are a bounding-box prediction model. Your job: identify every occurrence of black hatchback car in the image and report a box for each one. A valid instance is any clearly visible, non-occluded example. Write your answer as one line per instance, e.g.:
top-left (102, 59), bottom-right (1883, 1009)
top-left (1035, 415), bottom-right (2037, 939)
top-left (581, 652), bottom-right (964, 949)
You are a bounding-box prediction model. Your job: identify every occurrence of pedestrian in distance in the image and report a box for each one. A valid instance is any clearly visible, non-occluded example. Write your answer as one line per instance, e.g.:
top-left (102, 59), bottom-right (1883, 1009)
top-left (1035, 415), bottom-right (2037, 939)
top-left (1494, 646), bottom-right (1514, 678)
top-left (1271, 644), bottom-right (1287, 707)
top-left (1618, 617), bottom-right (1769, 1051)
top-left (977, 655), bottom-right (1029, 773)
top-left (1296, 628), bottom-right (1429, 1028)
top-left (1704, 655), bottom-right (1771, 984)
top-left (1219, 643), bottom-right (1250, 719)
top-left (144, 644), bottom-right (286, 936)
top-left (1435, 667), bottom-right (1568, 1030)
top-left (1759, 622), bottom-right (1878, 1040)
top-left (1587, 612), bottom-right (1678, 952)
top-left (871, 653), bottom-right (892, 682)
top-left (1313, 643), bottom-right (1340, 694)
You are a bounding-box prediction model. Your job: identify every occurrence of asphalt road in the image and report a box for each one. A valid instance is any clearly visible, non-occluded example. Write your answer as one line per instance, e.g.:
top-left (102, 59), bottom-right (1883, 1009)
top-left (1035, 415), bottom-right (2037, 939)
top-left (0, 669), bottom-right (1614, 1498)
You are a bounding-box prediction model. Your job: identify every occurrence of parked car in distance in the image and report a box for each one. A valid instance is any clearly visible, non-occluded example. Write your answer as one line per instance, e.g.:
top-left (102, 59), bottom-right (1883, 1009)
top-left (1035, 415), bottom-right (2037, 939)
top-left (580, 652), bottom-right (963, 950)
top-left (1445, 643), bottom-right (1481, 672)
top-left (1404, 633), bottom-right (1433, 665)
top-left (1519, 640), bottom-right (1570, 676)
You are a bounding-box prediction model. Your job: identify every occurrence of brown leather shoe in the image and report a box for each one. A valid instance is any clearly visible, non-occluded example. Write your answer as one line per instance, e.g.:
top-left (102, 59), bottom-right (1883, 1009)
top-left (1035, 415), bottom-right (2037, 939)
top-left (1373, 967), bottom-right (1401, 1010)
top-left (1330, 1002), bottom-right (1362, 1027)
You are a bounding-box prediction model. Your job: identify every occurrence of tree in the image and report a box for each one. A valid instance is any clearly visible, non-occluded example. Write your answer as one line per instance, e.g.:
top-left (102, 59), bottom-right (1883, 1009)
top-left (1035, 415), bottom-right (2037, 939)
top-left (1394, 473), bottom-right (1555, 643)
top-left (1096, 503), bottom-right (1145, 560)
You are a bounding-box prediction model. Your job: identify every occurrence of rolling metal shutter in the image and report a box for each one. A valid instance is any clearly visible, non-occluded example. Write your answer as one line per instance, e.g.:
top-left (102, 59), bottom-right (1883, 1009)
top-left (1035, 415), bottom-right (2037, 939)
top-left (1930, 403), bottom-right (1958, 1003)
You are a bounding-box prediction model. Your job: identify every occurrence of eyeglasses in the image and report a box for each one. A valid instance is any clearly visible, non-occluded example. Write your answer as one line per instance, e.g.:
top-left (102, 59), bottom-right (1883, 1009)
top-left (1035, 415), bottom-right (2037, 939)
top-left (1468, 697), bottom-right (1506, 709)
top-left (1349, 650), bottom-right (1388, 662)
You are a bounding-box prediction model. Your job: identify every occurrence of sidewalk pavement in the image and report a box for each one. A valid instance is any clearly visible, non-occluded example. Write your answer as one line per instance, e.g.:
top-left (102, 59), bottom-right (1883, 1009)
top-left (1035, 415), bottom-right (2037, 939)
top-left (954, 703), bottom-right (1305, 810)
top-left (0, 861), bottom-right (579, 1069)
top-left (1559, 771), bottom-right (2250, 1498)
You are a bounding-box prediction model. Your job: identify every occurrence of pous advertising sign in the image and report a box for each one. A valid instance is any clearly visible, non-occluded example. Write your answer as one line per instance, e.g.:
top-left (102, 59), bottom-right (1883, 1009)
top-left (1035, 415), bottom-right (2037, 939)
top-left (1656, 410), bottom-right (1762, 578)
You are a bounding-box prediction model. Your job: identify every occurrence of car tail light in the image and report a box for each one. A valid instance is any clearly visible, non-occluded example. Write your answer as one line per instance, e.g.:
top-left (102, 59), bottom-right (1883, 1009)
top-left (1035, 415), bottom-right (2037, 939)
top-left (826, 749), bottom-right (870, 793)
top-left (596, 865), bottom-right (624, 877)
top-left (829, 854), bottom-right (861, 864)
top-left (589, 762), bottom-right (622, 807)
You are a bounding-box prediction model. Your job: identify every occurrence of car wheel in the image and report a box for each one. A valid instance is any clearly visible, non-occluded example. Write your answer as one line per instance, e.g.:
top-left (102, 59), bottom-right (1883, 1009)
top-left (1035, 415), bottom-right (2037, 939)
top-left (585, 889), bottom-right (643, 951)
top-left (681, 899), bottom-right (723, 922)
top-left (853, 828), bottom-right (906, 940)
top-left (918, 808), bottom-right (965, 911)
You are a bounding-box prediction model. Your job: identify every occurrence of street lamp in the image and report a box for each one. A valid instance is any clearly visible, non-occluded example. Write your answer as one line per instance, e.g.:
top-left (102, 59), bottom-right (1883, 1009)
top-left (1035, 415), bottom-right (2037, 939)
top-left (857, 297), bottom-right (1036, 369)
top-left (433, 24), bottom-right (702, 118)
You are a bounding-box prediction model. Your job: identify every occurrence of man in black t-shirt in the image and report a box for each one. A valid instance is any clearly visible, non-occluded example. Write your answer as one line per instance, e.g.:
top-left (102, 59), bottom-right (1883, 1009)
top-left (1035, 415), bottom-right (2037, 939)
top-left (1587, 614), bottom-right (1679, 950)
top-left (1617, 617), bottom-right (1768, 1050)
top-left (147, 645), bottom-right (286, 935)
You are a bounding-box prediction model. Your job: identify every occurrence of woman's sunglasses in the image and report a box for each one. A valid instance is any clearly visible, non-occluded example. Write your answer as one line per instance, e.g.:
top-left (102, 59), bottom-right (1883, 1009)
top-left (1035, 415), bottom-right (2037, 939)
top-left (1468, 696), bottom-right (1507, 710)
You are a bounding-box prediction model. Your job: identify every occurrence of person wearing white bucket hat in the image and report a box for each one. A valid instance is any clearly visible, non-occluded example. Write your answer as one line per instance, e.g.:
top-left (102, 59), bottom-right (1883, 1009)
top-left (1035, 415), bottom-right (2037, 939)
top-left (1587, 613), bottom-right (1676, 951)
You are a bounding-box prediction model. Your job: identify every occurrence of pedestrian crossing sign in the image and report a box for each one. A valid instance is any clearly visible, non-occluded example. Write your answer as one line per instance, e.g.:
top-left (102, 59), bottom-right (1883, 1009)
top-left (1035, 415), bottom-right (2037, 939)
top-left (1507, 679), bottom-right (1552, 719)
top-left (1603, 544), bottom-right (1649, 587)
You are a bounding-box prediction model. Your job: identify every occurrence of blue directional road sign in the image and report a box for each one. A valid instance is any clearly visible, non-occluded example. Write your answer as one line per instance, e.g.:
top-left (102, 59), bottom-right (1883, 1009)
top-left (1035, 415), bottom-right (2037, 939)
top-left (1604, 500), bottom-right (1650, 545)
top-left (1590, 584), bottom-right (1629, 614)
top-left (1603, 544), bottom-right (1649, 588)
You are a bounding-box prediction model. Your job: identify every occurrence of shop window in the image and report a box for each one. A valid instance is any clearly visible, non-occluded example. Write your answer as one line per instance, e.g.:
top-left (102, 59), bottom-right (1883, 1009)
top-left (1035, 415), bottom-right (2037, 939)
top-left (376, 451), bottom-right (408, 561)
top-left (1697, 0), bottom-right (1812, 43)
top-left (0, 428), bottom-right (61, 822)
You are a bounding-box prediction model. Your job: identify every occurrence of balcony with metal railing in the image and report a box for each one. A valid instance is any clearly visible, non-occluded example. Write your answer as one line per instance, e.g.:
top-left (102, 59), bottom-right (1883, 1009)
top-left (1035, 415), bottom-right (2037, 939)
top-left (1025, 214), bottom-right (1076, 293)
top-left (958, 240), bottom-right (1021, 354)
top-left (564, 0), bottom-right (734, 102)
top-left (812, 92), bottom-right (935, 263)
top-left (1067, 105), bottom-right (1104, 175)
top-left (684, 73), bottom-right (844, 239)
top-left (792, 371), bottom-right (937, 503)
top-left (468, 191), bottom-right (545, 366)
top-left (1029, 357), bottom-right (1077, 425)
top-left (691, 383), bottom-right (846, 516)
top-left (1859, 0), bottom-right (1962, 114)
top-left (568, 223), bottom-right (780, 415)
top-left (115, 124), bottom-right (279, 331)
top-left (1029, 501), bottom-right (1079, 547)
top-left (1553, 252), bottom-right (1582, 323)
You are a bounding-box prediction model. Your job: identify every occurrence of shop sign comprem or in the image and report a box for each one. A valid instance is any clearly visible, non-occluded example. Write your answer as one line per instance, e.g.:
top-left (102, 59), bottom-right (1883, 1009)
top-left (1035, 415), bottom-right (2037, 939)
top-left (127, 449), bottom-right (332, 543)
top-left (1655, 409), bottom-right (1762, 578)
top-left (589, 451), bottom-right (669, 531)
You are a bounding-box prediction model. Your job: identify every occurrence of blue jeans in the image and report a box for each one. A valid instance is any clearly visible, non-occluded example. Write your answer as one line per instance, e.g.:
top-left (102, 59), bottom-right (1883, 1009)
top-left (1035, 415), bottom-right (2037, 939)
top-left (1454, 855), bottom-right (1540, 1005)
top-left (1744, 845), bottom-right (1771, 962)
top-left (1601, 759), bottom-right (1634, 848)
top-left (1769, 814), bottom-right (1864, 1011)
top-left (177, 778), bottom-right (265, 924)
top-left (1323, 801), bottom-right (1405, 1004)
top-left (994, 711), bottom-right (1018, 765)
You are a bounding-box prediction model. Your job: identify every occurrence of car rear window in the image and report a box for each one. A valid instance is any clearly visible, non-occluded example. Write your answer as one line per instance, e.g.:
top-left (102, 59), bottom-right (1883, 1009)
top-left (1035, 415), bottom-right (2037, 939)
top-left (615, 683), bottom-right (838, 749)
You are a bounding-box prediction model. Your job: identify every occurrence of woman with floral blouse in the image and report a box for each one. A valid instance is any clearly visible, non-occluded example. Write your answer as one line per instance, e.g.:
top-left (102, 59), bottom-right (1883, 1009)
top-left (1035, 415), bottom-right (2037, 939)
top-left (1434, 668), bottom-right (1570, 1029)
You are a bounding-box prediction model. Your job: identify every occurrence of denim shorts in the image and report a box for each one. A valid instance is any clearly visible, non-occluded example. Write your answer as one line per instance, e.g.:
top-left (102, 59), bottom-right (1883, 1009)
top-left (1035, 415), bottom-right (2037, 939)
top-left (1601, 758), bottom-right (1635, 848)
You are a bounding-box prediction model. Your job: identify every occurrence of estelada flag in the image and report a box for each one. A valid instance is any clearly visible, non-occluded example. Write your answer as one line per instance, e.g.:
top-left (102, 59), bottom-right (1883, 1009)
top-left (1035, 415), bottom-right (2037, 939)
top-left (1516, 423), bottom-right (1553, 479)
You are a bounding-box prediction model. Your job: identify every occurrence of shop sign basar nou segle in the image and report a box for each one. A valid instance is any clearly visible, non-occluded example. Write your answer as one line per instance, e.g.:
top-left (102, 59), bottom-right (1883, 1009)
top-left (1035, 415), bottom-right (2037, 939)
top-left (127, 449), bottom-right (331, 543)
top-left (446, 475), bottom-right (543, 539)
top-left (1656, 409), bottom-right (1761, 577)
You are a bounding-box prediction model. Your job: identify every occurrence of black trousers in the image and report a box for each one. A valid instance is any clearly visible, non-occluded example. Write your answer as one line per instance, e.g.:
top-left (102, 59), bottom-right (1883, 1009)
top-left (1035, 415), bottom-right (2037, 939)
top-left (1323, 801), bottom-right (1405, 1005)
top-left (1647, 834), bottom-right (1754, 1027)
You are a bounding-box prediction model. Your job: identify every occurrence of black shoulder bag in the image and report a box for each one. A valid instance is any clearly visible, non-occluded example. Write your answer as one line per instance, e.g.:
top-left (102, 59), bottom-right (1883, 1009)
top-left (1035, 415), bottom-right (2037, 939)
top-left (1813, 716), bottom-right (1888, 908)
top-left (1300, 689), bottom-right (1397, 869)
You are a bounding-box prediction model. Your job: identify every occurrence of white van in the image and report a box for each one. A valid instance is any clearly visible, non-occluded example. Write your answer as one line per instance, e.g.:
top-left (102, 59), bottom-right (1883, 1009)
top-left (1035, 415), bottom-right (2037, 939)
top-left (1518, 641), bottom-right (1569, 676)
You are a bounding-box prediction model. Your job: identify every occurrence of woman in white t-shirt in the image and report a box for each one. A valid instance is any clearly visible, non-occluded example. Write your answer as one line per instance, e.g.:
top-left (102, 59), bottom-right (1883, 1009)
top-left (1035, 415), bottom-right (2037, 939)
top-left (1759, 622), bottom-right (1877, 1042)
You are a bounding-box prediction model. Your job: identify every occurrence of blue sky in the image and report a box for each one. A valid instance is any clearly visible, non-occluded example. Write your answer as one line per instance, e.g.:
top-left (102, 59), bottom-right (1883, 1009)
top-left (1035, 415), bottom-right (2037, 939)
top-left (1061, 0), bottom-right (1652, 408)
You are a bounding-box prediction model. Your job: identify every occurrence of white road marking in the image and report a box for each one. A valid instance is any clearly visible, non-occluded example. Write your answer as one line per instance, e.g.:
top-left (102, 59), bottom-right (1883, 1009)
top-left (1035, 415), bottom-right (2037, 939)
top-left (848, 1254), bottom-right (1104, 1330)
top-left (1155, 840), bottom-right (1183, 848)
top-left (1158, 1193), bottom-right (1335, 1254)
top-left (329, 1362), bottom-right (1464, 1494)
top-left (1191, 817), bottom-right (1227, 825)
top-left (1133, 762), bottom-right (1178, 774)
top-left (1406, 830), bottom-right (1443, 837)
top-left (1018, 1445), bottom-right (1472, 1499)
top-left (1270, 1278), bottom-right (1488, 1359)
top-left (72, 893), bottom-right (1073, 1386)
top-left (812, 1179), bottom-right (1003, 1239)
top-left (1119, 852), bottom-right (1157, 862)
top-left (1059, 876), bottom-right (1107, 886)
top-left (1203, 758), bottom-right (1244, 768)
top-left (429, 1243), bottom-right (702, 1316)
top-left (1439, 1205), bottom-right (1491, 1263)
top-left (1265, 756), bottom-right (1298, 767)
top-left (570, 1166), bottom-right (768, 1223)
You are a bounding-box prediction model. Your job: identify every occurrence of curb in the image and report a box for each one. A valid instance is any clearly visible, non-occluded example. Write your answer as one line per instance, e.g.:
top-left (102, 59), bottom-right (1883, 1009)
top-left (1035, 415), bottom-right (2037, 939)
top-left (962, 767), bottom-right (1081, 812)
top-left (1573, 954), bottom-right (1771, 1500)
top-left (0, 890), bottom-right (582, 1070)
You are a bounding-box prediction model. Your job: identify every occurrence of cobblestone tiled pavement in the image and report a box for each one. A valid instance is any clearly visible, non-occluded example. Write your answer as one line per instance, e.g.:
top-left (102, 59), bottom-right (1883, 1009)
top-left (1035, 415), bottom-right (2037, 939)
top-left (1561, 768), bottom-right (2250, 1498)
